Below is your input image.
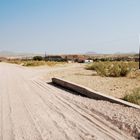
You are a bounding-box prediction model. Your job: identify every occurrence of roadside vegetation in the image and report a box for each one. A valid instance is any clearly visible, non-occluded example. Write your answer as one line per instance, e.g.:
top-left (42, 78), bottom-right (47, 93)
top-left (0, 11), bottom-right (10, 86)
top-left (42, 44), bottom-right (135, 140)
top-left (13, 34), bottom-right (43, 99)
top-left (123, 88), bottom-right (140, 105)
top-left (23, 61), bottom-right (46, 66)
top-left (7, 60), bottom-right (66, 67)
top-left (5, 55), bottom-right (67, 67)
top-left (86, 61), bottom-right (138, 77)
top-left (86, 61), bottom-right (140, 105)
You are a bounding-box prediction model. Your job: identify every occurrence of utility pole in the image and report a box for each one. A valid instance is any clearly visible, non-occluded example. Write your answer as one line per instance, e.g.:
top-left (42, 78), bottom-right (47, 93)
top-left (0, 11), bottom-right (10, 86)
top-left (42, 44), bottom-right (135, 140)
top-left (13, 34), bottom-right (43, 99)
top-left (139, 46), bottom-right (140, 69)
top-left (45, 52), bottom-right (47, 61)
top-left (139, 35), bottom-right (140, 70)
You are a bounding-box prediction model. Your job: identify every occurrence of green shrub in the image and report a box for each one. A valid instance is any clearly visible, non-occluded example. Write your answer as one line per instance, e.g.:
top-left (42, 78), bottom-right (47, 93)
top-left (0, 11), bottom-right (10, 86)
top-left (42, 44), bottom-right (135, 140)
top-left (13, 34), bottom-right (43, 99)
top-left (86, 61), bottom-right (138, 77)
top-left (33, 56), bottom-right (43, 61)
top-left (123, 88), bottom-right (140, 105)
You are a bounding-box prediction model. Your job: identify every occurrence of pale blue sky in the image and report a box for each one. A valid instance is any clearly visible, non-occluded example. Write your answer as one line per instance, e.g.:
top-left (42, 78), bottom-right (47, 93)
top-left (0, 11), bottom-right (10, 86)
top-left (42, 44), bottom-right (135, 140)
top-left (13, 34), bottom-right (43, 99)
top-left (0, 0), bottom-right (140, 54)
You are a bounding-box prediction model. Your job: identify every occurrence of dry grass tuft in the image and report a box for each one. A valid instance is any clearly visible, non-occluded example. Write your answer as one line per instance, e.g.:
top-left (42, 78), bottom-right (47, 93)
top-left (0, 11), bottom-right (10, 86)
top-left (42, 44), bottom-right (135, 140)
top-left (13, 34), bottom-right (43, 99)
top-left (123, 88), bottom-right (140, 105)
top-left (127, 70), bottom-right (140, 79)
top-left (23, 61), bottom-right (46, 66)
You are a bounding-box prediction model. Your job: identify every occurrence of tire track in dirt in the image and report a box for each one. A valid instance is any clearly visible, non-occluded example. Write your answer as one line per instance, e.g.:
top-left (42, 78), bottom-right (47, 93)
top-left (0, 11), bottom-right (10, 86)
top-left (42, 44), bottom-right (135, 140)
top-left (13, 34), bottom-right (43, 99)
top-left (32, 79), bottom-right (134, 140)
top-left (0, 63), bottom-right (137, 140)
top-left (2, 64), bottom-right (43, 140)
top-left (12, 72), bottom-right (70, 140)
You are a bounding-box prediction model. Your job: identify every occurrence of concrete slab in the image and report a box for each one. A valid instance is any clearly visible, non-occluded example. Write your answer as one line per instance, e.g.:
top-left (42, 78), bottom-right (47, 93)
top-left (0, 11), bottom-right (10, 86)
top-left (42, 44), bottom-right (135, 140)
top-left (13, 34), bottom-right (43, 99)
top-left (52, 77), bottom-right (140, 110)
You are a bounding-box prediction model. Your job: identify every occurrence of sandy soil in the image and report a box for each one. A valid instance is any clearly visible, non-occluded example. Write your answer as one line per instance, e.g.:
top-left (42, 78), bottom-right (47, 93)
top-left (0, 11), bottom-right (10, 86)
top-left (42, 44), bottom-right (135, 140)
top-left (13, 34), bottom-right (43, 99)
top-left (43, 63), bottom-right (140, 98)
top-left (0, 62), bottom-right (140, 140)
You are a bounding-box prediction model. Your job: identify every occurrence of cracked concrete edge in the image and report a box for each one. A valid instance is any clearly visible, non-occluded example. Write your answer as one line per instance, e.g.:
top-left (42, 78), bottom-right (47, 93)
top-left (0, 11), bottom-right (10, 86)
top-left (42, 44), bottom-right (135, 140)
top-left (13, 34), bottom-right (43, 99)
top-left (52, 77), bottom-right (140, 110)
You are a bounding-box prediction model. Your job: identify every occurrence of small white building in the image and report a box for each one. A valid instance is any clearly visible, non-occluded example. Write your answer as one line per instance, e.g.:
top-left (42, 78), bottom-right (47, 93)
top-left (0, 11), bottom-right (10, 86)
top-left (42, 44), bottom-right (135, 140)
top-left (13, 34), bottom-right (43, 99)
top-left (68, 60), bottom-right (74, 63)
top-left (84, 59), bottom-right (93, 63)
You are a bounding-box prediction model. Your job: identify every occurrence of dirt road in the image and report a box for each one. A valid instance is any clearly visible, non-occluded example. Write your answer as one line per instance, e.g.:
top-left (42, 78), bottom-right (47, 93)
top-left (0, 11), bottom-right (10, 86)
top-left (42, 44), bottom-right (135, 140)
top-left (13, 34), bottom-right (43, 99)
top-left (0, 63), bottom-right (136, 140)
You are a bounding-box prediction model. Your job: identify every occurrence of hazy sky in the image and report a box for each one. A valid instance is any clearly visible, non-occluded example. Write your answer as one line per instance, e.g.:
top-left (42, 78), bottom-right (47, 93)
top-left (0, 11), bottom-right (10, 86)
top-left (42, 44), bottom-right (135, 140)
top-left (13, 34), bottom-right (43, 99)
top-left (0, 0), bottom-right (140, 54)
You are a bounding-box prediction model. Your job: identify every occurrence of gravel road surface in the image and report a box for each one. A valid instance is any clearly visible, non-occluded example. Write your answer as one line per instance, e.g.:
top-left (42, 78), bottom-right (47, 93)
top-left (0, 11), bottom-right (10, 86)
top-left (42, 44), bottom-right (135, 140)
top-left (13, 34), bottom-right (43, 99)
top-left (0, 63), bottom-right (138, 140)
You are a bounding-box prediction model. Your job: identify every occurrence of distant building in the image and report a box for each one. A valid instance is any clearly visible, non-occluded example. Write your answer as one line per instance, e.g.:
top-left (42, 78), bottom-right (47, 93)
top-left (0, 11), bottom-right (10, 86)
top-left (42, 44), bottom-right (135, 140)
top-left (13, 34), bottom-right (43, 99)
top-left (61, 55), bottom-right (93, 63)
top-left (45, 55), bottom-right (66, 62)
top-left (84, 59), bottom-right (93, 63)
top-left (67, 60), bottom-right (74, 63)
top-left (0, 57), bottom-right (7, 61)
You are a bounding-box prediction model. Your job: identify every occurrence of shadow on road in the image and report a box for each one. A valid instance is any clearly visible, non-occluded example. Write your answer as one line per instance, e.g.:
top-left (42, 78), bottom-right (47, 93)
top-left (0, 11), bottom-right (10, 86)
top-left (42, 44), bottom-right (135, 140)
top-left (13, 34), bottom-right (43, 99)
top-left (47, 82), bottom-right (88, 98)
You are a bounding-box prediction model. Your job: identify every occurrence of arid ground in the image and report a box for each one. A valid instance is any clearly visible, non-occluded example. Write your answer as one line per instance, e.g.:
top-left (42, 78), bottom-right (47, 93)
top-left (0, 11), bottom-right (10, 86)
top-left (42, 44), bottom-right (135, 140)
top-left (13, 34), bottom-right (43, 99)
top-left (0, 62), bottom-right (140, 140)
top-left (43, 63), bottom-right (140, 99)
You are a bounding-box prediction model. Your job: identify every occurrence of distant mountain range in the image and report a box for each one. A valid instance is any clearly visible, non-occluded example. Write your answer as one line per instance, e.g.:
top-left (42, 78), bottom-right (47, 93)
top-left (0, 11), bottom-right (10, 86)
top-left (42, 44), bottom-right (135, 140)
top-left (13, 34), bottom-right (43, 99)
top-left (85, 51), bottom-right (97, 55)
top-left (0, 51), bottom-right (43, 57)
top-left (0, 51), bottom-right (137, 57)
top-left (114, 52), bottom-right (137, 55)
top-left (85, 51), bottom-right (137, 55)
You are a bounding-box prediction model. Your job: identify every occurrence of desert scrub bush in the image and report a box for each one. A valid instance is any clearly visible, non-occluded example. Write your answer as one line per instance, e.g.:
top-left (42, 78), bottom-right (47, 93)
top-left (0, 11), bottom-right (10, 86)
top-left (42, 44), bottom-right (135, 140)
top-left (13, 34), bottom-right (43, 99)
top-left (86, 61), bottom-right (138, 77)
top-left (123, 88), bottom-right (140, 105)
